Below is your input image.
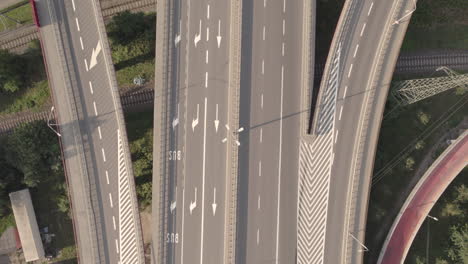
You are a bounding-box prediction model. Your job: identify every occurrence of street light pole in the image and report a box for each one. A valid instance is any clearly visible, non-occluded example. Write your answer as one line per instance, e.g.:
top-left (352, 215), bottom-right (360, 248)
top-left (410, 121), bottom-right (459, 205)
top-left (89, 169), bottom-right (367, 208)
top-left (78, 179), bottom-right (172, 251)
top-left (349, 232), bottom-right (369, 252)
top-left (426, 215), bottom-right (438, 263)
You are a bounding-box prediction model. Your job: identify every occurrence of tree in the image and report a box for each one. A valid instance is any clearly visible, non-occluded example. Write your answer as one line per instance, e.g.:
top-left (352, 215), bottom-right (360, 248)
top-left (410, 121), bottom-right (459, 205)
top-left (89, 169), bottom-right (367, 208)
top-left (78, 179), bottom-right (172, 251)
top-left (417, 110), bottom-right (431, 125)
top-left (405, 157), bottom-right (416, 170)
top-left (0, 49), bottom-right (26, 93)
top-left (447, 224), bottom-right (468, 263)
top-left (107, 11), bottom-right (147, 45)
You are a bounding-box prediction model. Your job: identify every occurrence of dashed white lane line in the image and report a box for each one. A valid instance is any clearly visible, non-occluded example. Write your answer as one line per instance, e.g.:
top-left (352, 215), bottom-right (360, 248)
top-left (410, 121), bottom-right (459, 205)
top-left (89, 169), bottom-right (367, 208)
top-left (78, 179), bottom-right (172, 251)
top-left (368, 2), bottom-right (374, 16)
top-left (75, 17), bottom-right (80, 31)
top-left (282, 19), bottom-right (285, 36)
top-left (348, 64), bottom-right (353, 78)
top-left (353, 44), bottom-right (359, 58)
top-left (115, 239), bottom-right (119, 253)
top-left (205, 72), bottom-right (208, 88)
top-left (258, 195), bottom-right (261, 209)
top-left (338, 105), bottom-right (344, 121)
top-left (109, 192), bottom-right (113, 208)
top-left (206, 27), bottom-right (209, 41)
top-left (71, 0), bottom-right (76, 11)
top-left (84, 59), bottom-right (89, 71)
top-left (262, 26), bottom-right (265, 41)
top-left (264, 0), bottom-right (266, 7)
top-left (258, 161), bottom-right (262, 177)
top-left (79, 37), bottom-right (84, 50)
top-left (283, 0), bottom-right (286, 12)
top-left (343, 85), bottom-right (348, 98)
top-left (261, 93), bottom-right (264, 109)
top-left (282, 42), bottom-right (285, 56)
top-left (360, 23), bottom-right (367, 37)
top-left (257, 229), bottom-right (260, 245)
top-left (205, 50), bottom-right (209, 64)
top-left (101, 148), bottom-right (107, 162)
top-left (262, 60), bottom-right (264, 74)
top-left (88, 81), bottom-right (93, 94)
top-left (260, 128), bottom-right (263, 143)
top-left (93, 101), bottom-right (98, 116)
top-left (98, 126), bottom-right (102, 139)
top-left (112, 216), bottom-right (117, 230)
top-left (207, 4), bottom-right (210, 19)
top-left (335, 130), bottom-right (339, 143)
top-left (105, 170), bottom-right (109, 184)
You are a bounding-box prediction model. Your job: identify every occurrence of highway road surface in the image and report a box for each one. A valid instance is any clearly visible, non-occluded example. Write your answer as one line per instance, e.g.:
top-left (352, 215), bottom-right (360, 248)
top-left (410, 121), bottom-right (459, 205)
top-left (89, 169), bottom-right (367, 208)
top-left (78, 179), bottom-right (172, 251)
top-left (35, 0), bottom-right (144, 263)
top-left (378, 131), bottom-right (468, 264)
top-left (236, 0), bottom-right (306, 263)
top-left (303, 0), bottom-right (419, 263)
top-left (152, 0), bottom-right (239, 263)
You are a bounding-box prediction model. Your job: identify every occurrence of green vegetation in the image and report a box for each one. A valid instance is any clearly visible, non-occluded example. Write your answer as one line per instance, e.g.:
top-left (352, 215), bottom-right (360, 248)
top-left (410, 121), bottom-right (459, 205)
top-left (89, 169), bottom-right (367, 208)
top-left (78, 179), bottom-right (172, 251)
top-left (401, 0), bottom-right (468, 52)
top-left (106, 11), bottom-right (156, 87)
top-left (365, 89), bottom-right (468, 263)
top-left (0, 1), bottom-right (33, 32)
top-left (0, 41), bottom-right (48, 115)
top-left (125, 110), bottom-right (153, 209)
top-left (0, 121), bottom-right (75, 259)
top-left (407, 170), bottom-right (468, 264)
top-left (0, 214), bottom-right (15, 235)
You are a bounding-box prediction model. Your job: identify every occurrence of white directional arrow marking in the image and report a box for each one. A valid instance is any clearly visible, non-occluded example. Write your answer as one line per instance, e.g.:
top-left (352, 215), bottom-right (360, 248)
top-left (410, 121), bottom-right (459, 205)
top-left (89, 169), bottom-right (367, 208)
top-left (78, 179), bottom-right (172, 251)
top-left (214, 104), bottom-right (219, 132)
top-left (174, 34), bottom-right (181, 46)
top-left (192, 104), bottom-right (199, 132)
top-left (212, 188), bottom-right (217, 216)
top-left (172, 104), bottom-right (179, 130)
top-left (170, 201), bottom-right (176, 214)
top-left (217, 20), bottom-right (222, 48)
top-left (189, 187), bottom-right (197, 215)
top-left (194, 20), bottom-right (201, 47)
top-left (89, 40), bottom-right (102, 70)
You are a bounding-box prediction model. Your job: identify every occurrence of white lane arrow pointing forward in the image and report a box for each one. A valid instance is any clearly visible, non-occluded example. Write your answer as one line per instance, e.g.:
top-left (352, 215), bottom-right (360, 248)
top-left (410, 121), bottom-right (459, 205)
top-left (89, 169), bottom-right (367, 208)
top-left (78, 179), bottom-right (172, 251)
top-left (192, 104), bottom-right (199, 132)
top-left (194, 20), bottom-right (201, 47)
top-left (214, 104), bottom-right (219, 132)
top-left (217, 20), bottom-right (222, 48)
top-left (189, 188), bottom-right (197, 215)
top-left (89, 40), bottom-right (102, 70)
top-left (212, 188), bottom-right (217, 216)
top-left (172, 104), bottom-right (179, 130)
top-left (170, 201), bottom-right (176, 214)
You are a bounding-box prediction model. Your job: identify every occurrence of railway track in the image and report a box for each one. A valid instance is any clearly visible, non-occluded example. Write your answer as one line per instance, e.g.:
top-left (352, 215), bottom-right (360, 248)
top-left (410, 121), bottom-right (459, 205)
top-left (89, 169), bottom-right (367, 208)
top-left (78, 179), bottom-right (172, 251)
top-left (0, 0), bottom-right (155, 53)
top-left (0, 88), bottom-right (154, 135)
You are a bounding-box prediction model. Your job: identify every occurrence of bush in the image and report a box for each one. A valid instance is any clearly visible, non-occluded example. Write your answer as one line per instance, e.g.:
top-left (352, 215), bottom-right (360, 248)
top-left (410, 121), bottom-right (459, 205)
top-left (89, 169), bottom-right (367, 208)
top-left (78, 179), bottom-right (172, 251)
top-left (405, 157), bottom-right (415, 170)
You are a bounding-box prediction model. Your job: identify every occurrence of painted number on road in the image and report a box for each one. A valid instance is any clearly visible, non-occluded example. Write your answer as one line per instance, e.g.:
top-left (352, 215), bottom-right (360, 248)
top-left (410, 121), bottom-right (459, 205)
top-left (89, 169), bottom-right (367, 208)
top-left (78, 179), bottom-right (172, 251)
top-left (166, 233), bottom-right (179, 244)
top-left (168, 150), bottom-right (182, 161)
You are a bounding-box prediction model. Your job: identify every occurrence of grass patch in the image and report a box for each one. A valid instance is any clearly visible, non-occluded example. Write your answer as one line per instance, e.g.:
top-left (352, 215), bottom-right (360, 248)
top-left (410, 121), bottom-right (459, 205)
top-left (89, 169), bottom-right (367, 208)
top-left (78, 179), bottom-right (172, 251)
top-left (53, 245), bottom-right (77, 263)
top-left (115, 59), bottom-right (155, 87)
top-left (0, 2), bottom-right (33, 32)
top-left (0, 80), bottom-right (50, 115)
top-left (0, 214), bottom-right (15, 235)
top-left (402, 24), bottom-right (468, 52)
top-left (125, 110), bottom-right (153, 209)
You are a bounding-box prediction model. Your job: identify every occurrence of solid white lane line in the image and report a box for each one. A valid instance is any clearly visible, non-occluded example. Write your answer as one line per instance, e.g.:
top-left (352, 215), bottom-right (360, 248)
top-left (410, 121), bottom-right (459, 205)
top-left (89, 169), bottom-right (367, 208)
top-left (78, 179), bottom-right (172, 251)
top-left (112, 216), bottom-right (116, 230)
top-left (98, 126), bottom-right (102, 139)
top-left (368, 2), bottom-right (374, 16)
top-left (257, 229), bottom-right (260, 245)
top-left (71, 0), bottom-right (76, 11)
top-left (79, 37), bottom-right (84, 50)
top-left (338, 106), bottom-right (344, 121)
top-left (205, 72), bottom-right (208, 88)
top-left (263, 26), bottom-right (265, 40)
top-left (199, 97), bottom-right (208, 264)
top-left (353, 44), bottom-right (359, 58)
top-left (84, 59), bottom-right (89, 71)
top-left (348, 64), bottom-right (353, 78)
top-left (282, 19), bottom-right (285, 36)
top-left (205, 50), bottom-right (209, 64)
top-left (258, 195), bottom-right (261, 209)
top-left (105, 170), bottom-right (109, 184)
top-left (115, 239), bottom-right (119, 253)
top-left (262, 60), bottom-right (264, 74)
top-left (259, 161), bottom-right (262, 177)
top-left (75, 17), bottom-right (80, 31)
top-left (260, 128), bottom-right (263, 143)
top-left (275, 65), bottom-right (285, 264)
top-left (360, 23), bottom-right (366, 37)
top-left (343, 85), bottom-right (348, 98)
top-left (93, 101), bottom-right (98, 116)
top-left (261, 93), bottom-right (264, 109)
top-left (206, 27), bottom-right (209, 41)
top-left (89, 81), bottom-right (93, 94)
top-left (207, 4), bottom-right (210, 19)
top-left (101, 148), bottom-right (106, 162)
top-left (282, 42), bottom-right (285, 56)
top-left (109, 193), bottom-right (113, 208)
top-left (181, 188), bottom-right (186, 264)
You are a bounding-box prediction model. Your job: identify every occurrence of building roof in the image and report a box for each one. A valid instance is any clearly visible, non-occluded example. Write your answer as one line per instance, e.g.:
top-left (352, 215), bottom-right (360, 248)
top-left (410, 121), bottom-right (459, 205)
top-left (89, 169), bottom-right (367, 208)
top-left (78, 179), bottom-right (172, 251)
top-left (9, 189), bottom-right (44, 262)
